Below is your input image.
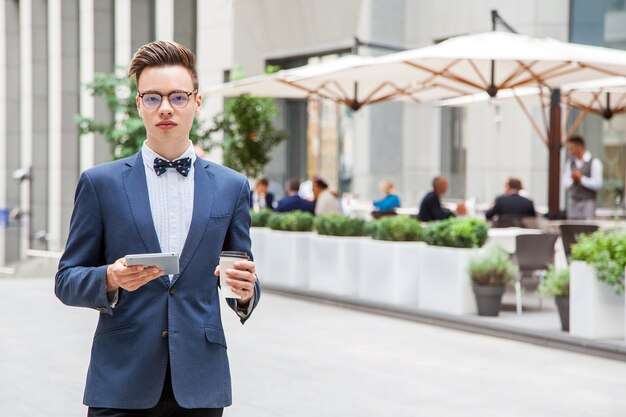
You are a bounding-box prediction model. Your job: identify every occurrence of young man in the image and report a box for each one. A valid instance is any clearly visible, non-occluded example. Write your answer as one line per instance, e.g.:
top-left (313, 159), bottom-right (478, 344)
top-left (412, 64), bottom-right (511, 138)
top-left (485, 177), bottom-right (536, 224)
top-left (55, 40), bottom-right (260, 416)
top-left (417, 176), bottom-right (466, 222)
top-left (562, 135), bottom-right (603, 220)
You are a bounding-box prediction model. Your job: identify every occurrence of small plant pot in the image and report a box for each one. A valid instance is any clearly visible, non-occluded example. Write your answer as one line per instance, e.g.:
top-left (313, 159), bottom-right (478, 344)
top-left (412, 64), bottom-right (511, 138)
top-left (472, 285), bottom-right (506, 316)
top-left (555, 295), bottom-right (570, 332)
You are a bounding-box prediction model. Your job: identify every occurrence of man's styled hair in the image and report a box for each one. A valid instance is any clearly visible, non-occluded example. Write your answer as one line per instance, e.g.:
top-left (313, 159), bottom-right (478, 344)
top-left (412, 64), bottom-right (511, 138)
top-left (287, 177), bottom-right (301, 193)
top-left (568, 135), bottom-right (586, 148)
top-left (256, 177), bottom-right (269, 187)
top-left (128, 40), bottom-right (198, 90)
top-left (507, 177), bottom-right (523, 191)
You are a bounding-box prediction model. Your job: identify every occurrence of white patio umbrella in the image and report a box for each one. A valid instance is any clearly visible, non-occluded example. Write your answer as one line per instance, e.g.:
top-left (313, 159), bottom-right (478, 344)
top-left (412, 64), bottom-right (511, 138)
top-left (204, 55), bottom-right (421, 110)
top-left (372, 31), bottom-right (626, 100)
top-left (436, 77), bottom-right (626, 144)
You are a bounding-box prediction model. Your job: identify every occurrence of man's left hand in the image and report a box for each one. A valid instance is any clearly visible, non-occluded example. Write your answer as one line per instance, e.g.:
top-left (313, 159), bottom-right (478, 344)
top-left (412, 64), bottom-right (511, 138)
top-left (213, 260), bottom-right (256, 304)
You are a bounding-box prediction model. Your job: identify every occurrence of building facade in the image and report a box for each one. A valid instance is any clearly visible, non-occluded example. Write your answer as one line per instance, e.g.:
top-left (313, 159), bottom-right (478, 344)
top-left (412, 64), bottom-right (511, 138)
top-left (1, 0), bottom-right (624, 267)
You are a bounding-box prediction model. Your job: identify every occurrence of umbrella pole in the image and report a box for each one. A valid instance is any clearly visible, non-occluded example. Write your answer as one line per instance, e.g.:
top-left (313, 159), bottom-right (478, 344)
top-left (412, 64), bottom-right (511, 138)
top-left (548, 88), bottom-right (562, 216)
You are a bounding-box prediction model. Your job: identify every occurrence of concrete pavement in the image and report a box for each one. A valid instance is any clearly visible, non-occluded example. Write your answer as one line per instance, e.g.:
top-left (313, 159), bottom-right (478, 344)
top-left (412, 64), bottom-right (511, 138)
top-left (1, 277), bottom-right (625, 417)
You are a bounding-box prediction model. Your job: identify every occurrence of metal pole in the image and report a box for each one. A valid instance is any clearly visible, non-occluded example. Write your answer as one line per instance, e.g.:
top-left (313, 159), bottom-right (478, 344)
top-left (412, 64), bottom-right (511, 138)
top-left (548, 89), bottom-right (562, 215)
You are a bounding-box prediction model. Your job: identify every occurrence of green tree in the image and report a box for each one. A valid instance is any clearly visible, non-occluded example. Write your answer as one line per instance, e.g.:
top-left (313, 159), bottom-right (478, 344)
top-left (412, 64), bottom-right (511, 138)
top-left (206, 66), bottom-right (288, 178)
top-left (75, 70), bottom-right (209, 160)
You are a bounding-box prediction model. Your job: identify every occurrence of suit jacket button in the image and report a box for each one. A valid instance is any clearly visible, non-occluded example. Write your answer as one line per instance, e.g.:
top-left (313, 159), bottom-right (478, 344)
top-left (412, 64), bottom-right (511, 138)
top-left (169, 287), bottom-right (176, 295)
top-left (161, 330), bottom-right (169, 339)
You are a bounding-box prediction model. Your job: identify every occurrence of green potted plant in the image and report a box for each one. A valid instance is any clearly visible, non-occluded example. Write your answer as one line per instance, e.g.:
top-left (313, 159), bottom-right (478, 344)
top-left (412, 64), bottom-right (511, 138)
top-left (365, 216), bottom-right (424, 241)
top-left (267, 211), bottom-right (314, 232)
top-left (539, 267), bottom-right (570, 331)
top-left (423, 217), bottom-right (489, 248)
top-left (569, 231), bottom-right (626, 339)
top-left (264, 211), bottom-right (314, 289)
top-left (309, 215), bottom-right (367, 296)
top-left (250, 209), bottom-right (272, 228)
top-left (419, 218), bottom-right (490, 315)
top-left (468, 246), bottom-right (518, 316)
top-left (358, 216), bottom-right (425, 305)
top-left (314, 215), bottom-right (367, 237)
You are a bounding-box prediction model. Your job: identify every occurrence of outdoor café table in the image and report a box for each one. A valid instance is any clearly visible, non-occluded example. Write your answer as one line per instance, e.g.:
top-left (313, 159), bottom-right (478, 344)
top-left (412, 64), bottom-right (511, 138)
top-left (486, 227), bottom-right (567, 269)
top-left (486, 227), bottom-right (542, 253)
top-left (540, 219), bottom-right (626, 234)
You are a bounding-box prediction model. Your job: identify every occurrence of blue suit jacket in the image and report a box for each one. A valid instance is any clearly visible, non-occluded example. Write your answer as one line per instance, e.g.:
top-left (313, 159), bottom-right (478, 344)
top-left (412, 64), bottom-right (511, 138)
top-left (274, 194), bottom-right (315, 213)
top-left (55, 152), bottom-right (260, 409)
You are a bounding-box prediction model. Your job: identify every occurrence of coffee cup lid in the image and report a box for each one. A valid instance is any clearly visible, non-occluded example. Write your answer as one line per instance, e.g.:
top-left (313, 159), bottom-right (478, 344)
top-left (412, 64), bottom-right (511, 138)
top-left (220, 251), bottom-right (249, 259)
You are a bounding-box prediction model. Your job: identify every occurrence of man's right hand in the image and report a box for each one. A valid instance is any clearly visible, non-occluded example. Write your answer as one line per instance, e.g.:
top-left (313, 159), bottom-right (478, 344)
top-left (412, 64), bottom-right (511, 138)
top-left (106, 258), bottom-right (164, 292)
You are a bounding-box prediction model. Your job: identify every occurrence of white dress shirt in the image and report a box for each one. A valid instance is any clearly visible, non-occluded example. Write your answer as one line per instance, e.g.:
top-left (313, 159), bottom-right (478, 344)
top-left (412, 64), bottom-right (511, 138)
top-left (562, 151), bottom-right (603, 192)
top-left (142, 141), bottom-right (253, 315)
top-left (142, 141), bottom-right (196, 280)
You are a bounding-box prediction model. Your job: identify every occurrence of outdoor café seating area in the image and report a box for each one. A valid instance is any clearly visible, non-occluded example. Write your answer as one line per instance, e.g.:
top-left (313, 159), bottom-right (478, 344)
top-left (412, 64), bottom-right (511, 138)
top-left (250, 213), bottom-right (626, 351)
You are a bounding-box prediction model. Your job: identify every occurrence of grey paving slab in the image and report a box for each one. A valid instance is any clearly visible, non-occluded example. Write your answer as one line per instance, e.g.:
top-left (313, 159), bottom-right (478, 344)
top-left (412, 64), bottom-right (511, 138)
top-left (1, 278), bottom-right (626, 417)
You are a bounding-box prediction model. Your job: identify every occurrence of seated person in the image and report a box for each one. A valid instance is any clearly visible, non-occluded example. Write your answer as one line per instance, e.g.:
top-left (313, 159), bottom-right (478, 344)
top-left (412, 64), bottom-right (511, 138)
top-left (275, 177), bottom-right (315, 214)
top-left (250, 177), bottom-right (275, 211)
top-left (373, 180), bottom-right (401, 212)
top-left (313, 177), bottom-right (342, 216)
top-left (485, 177), bottom-right (536, 225)
top-left (418, 176), bottom-right (466, 222)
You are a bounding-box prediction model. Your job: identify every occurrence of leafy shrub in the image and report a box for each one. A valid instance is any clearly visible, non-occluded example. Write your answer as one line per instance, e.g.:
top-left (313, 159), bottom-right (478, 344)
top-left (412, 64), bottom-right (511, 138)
top-left (424, 218), bottom-right (489, 248)
top-left (314, 215), bottom-right (367, 237)
top-left (366, 216), bottom-right (424, 241)
top-left (250, 209), bottom-right (272, 227)
top-left (571, 230), bottom-right (626, 295)
top-left (267, 211), bottom-right (314, 232)
top-left (468, 246), bottom-right (518, 286)
top-left (539, 267), bottom-right (570, 297)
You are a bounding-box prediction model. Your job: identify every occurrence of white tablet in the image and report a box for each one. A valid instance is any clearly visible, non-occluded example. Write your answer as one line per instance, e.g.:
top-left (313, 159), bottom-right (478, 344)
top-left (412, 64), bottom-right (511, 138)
top-left (124, 252), bottom-right (180, 275)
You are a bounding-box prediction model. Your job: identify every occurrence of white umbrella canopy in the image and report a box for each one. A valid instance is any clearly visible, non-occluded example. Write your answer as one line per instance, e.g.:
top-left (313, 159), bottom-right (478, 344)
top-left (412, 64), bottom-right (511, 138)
top-left (204, 55), bottom-right (421, 110)
top-left (205, 32), bottom-right (626, 110)
top-left (561, 77), bottom-right (626, 119)
top-left (373, 31), bottom-right (626, 100)
top-left (435, 77), bottom-right (626, 143)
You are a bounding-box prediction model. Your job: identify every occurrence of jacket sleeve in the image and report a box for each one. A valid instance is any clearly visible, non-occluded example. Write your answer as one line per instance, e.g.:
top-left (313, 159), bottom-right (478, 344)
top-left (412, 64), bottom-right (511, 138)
top-left (55, 171), bottom-right (113, 315)
top-left (485, 199), bottom-right (499, 220)
top-left (224, 178), bottom-right (261, 324)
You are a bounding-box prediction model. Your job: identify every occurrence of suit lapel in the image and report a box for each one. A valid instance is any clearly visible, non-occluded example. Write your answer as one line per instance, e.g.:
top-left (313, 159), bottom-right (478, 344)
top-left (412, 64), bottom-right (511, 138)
top-left (122, 152), bottom-right (163, 253)
top-left (174, 158), bottom-right (214, 283)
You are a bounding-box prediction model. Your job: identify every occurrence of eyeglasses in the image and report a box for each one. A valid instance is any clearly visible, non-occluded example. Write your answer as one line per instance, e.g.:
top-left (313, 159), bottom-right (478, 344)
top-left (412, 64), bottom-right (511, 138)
top-left (138, 89), bottom-right (197, 110)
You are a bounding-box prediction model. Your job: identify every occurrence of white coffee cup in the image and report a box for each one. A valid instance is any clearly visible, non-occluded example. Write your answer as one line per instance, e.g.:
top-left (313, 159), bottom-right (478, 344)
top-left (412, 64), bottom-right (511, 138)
top-left (219, 251), bottom-right (249, 299)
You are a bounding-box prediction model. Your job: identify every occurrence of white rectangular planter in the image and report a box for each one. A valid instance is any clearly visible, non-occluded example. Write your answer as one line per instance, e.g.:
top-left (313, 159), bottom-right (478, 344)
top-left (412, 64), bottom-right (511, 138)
top-left (418, 245), bottom-right (479, 315)
top-left (249, 227), bottom-right (268, 281)
top-left (570, 261), bottom-right (625, 339)
top-left (357, 239), bottom-right (423, 306)
top-left (263, 230), bottom-right (311, 289)
top-left (308, 235), bottom-right (365, 297)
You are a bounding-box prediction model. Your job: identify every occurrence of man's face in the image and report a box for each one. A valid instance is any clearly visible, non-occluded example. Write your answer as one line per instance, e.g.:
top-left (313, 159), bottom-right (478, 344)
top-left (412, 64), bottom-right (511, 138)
top-left (436, 178), bottom-right (448, 195)
top-left (136, 65), bottom-right (201, 147)
top-left (567, 142), bottom-right (584, 159)
top-left (256, 183), bottom-right (268, 195)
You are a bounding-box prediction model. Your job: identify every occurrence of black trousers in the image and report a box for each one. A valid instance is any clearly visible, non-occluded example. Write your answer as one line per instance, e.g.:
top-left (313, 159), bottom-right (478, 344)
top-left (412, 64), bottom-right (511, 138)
top-left (87, 362), bottom-right (224, 417)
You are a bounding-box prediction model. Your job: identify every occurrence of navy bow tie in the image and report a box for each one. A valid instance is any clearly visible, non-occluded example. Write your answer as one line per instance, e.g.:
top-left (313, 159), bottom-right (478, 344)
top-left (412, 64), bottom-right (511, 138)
top-left (153, 157), bottom-right (192, 177)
